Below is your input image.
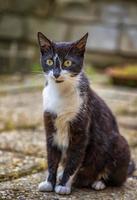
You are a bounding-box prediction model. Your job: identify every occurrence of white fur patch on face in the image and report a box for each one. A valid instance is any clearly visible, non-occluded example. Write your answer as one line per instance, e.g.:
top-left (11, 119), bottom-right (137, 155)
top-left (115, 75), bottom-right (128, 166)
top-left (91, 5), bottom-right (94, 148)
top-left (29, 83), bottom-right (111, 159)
top-left (43, 74), bottom-right (82, 149)
top-left (92, 180), bottom-right (106, 190)
top-left (54, 54), bottom-right (61, 66)
top-left (47, 70), bottom-right (54, 78)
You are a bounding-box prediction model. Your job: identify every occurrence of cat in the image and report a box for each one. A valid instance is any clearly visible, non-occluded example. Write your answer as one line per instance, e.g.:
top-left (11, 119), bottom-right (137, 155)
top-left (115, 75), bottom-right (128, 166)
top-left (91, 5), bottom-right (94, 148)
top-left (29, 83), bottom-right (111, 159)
top-left (37, 32), bottom-right (135, 195)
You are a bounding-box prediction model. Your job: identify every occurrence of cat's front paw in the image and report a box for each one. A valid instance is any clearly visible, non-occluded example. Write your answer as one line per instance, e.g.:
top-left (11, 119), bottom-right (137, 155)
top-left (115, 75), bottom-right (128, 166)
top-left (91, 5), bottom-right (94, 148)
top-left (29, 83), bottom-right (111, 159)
top-left (55, 185), bottom-right (71, 195)
top-left (38, 180), bottom-right (53, 192)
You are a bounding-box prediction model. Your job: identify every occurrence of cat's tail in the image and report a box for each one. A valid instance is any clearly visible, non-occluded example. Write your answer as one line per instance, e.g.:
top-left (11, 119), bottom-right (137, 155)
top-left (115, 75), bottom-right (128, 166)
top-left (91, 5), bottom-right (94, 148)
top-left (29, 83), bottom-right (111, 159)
top-left (128, 160), bottom-right (136, 176)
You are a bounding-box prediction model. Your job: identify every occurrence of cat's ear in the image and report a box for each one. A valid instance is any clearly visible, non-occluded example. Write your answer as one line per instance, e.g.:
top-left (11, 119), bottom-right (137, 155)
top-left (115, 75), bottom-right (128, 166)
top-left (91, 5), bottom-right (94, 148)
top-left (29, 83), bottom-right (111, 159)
top-left (70, 33), bottom-right (88, 56)
top-left (37, 32), bottom-right (52, 52)
top-left (75, 33), bottom-right (88, 52)
top-left (74, 33), bottom-right (88, 53)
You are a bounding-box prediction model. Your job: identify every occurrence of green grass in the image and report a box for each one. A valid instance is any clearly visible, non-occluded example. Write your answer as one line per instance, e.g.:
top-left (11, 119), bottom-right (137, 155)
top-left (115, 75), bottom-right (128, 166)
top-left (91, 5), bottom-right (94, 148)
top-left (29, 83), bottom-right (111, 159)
top-left (32, 63), bottom-right (42, 73)
top-left (84, 65), bottom-right (96, 77)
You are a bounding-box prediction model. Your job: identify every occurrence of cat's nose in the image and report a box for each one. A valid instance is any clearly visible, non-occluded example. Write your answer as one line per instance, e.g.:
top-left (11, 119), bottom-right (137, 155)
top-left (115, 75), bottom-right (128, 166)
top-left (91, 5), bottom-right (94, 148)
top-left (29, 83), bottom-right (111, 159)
top-left (53, 71), bottom-right (60, 79)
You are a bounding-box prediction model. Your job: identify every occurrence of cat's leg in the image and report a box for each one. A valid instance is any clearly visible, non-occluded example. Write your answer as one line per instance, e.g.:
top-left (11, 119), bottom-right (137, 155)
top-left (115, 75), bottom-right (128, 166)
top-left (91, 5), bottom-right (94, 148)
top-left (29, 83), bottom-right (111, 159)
top-left (39, 147), bottom-right (61, 192)
top-left (57, 151), bottom-right (67, 182)
top-left (38, 171), bottom-right (54, 192)
top-left (55, 134), bottom-right (87, 195)
top-left (38, 144), bottom-right (61, 192)
top-left (39, 112), bottom-right (61, 192)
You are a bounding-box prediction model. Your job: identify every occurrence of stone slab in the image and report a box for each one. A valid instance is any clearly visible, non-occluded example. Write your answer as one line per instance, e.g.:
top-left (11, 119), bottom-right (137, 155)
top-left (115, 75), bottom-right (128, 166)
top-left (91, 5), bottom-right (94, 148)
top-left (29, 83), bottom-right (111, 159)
top-left (0, 151), bottom-right (46, 182)
top-left (120, 27), bottom-right (137, 54)
top-left (120, 128), bottom-right (137, 148)
top-left (95, 86), bottom-right (137, 103)
top-left (118, 116), bottom-right (137, 131)
top-left (70, 25), bottom-right (119, 52)
top-left (0, 130), bottom-right (46, 157)
top-left (0, 90), bottom-right (42, 132)
top-left (0, 171), bottom-right (137, 200)
top-left (116, 103), bottom-right (137, 117)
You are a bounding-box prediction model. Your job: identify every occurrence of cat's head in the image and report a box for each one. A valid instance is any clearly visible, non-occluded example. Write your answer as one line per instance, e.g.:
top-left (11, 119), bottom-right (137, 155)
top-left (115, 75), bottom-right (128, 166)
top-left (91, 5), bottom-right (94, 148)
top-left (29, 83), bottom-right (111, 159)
top-left (37, 32), bottom-right (88, 83)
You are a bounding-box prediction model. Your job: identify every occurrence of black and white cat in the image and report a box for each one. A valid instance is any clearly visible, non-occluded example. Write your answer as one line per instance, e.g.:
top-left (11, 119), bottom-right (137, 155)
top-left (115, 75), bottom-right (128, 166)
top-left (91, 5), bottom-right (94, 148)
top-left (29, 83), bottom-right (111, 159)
top-left (37, 32), bottom-right (134, 195)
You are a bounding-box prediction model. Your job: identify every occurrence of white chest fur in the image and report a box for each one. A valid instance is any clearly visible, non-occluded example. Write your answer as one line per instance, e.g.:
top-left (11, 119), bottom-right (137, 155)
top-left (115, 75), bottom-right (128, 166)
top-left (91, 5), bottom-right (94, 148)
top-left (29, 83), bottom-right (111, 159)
top-left (43, 78), bottom-right (82, 149)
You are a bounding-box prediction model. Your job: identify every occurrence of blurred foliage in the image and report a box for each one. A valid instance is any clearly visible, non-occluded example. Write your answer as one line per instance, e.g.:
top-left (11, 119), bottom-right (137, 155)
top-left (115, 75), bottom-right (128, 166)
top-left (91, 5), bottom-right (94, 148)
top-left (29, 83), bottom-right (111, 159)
top-left (107, 63), bottom-right (137, 87)
top-left (31, 63), bottom-right (42, 76)
top-left (32, 63), bottom-right (42, 73)
top-left (109, 65), bottom-right (137, 77)
top-left (84, 64), bottom-right (96, 76)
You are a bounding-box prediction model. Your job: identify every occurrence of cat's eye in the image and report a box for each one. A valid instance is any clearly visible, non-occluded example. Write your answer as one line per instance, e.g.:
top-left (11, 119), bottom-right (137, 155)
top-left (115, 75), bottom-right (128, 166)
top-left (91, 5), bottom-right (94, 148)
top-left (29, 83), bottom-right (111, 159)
top-left (63, 60), bottom-right (72, 67)
top-left (46, 59), bottom-right (53, 66)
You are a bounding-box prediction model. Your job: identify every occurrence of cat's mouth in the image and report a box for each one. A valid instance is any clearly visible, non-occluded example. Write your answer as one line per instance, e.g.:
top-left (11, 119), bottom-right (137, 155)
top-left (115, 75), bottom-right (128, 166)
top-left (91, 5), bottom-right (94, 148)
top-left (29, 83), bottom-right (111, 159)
top-left (51, 76), bottom-right (64, 83)
top-left (55, 80), bottom-right (64, 83)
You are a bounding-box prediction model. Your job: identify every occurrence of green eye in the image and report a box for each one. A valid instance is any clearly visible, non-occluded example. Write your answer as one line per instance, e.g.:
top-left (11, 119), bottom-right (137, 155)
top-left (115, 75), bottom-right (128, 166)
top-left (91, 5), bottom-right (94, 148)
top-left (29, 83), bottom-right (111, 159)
top-left (46, 59), bottom-right (53, 66)
top-left (64, 60), bottom-right (72, 67)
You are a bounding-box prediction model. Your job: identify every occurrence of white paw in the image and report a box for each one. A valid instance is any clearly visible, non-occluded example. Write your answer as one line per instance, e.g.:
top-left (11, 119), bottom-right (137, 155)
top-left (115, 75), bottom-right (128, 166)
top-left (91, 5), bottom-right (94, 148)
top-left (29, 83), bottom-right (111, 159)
top-left (55, 185), bottom-right (71, 195)
top-left (57, 171), bottom-right (63, 182)
top-left (38, 181), bottom-right (53, 192)
top-left (92, 180), bottom-right (106, 190)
